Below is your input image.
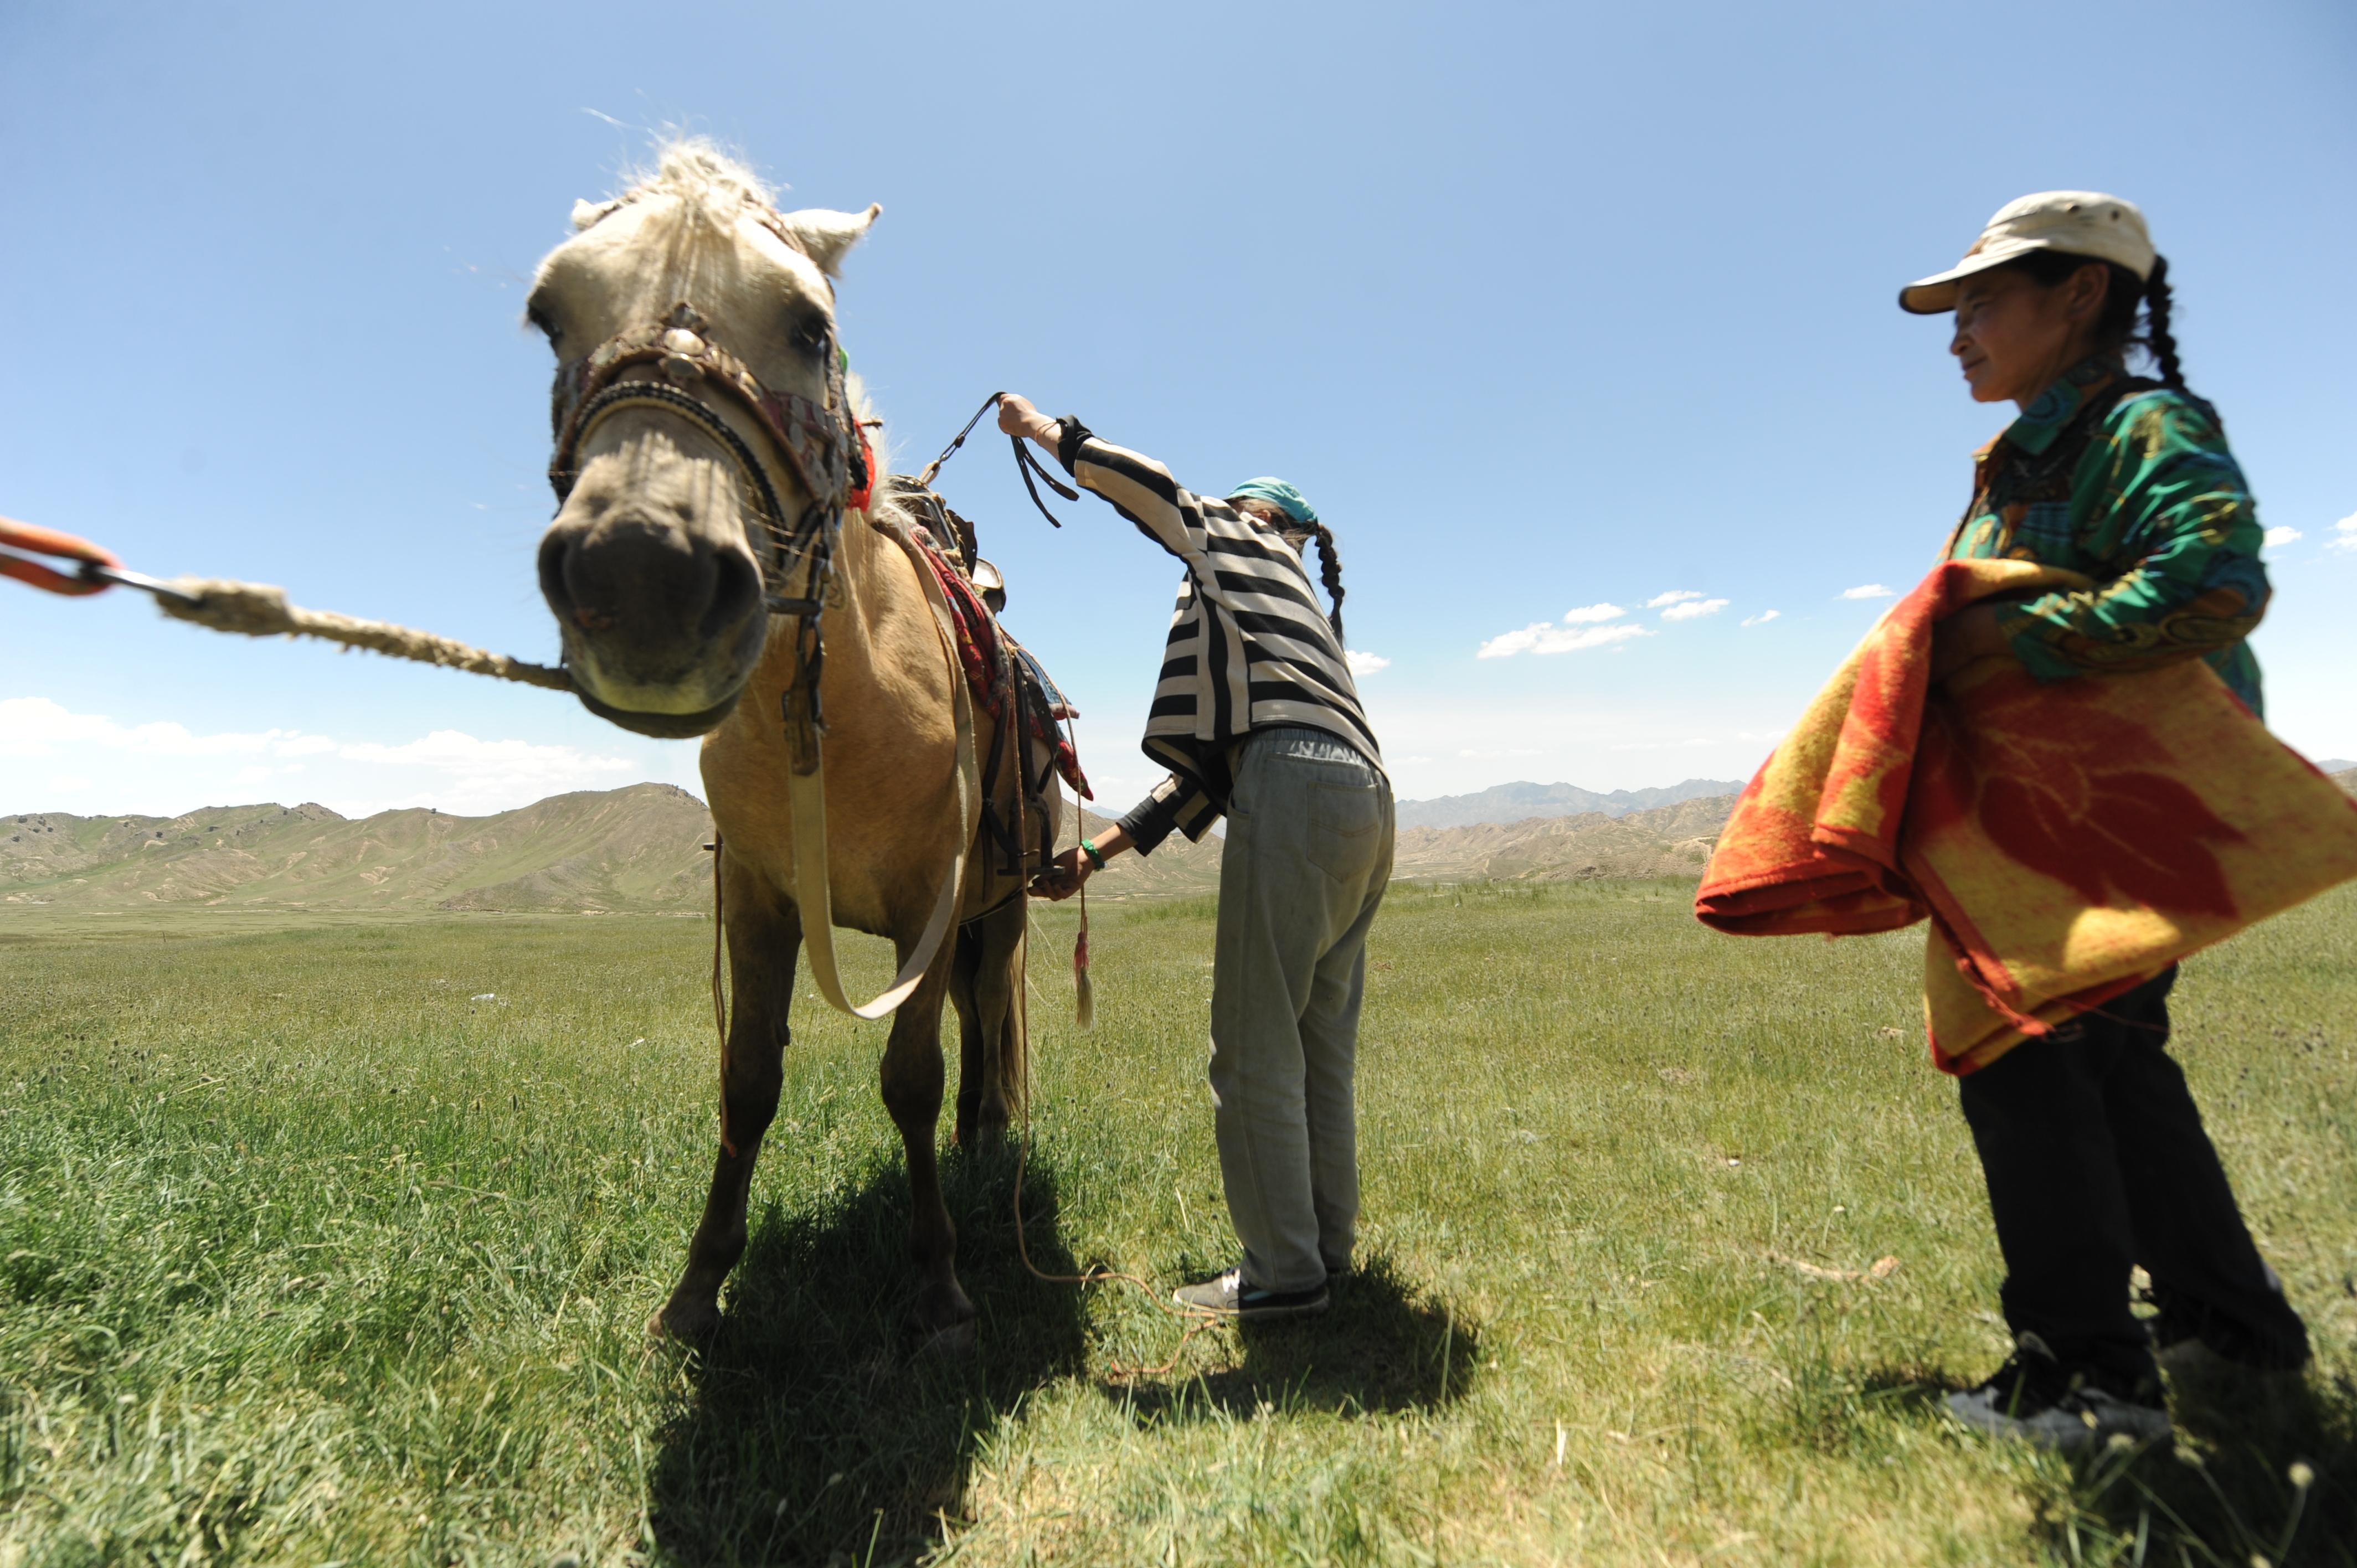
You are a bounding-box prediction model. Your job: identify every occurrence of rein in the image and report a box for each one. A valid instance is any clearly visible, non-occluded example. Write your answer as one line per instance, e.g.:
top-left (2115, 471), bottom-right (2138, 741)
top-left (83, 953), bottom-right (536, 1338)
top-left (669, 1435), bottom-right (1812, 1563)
top-left (916, 391), bottom-right (1080, 529)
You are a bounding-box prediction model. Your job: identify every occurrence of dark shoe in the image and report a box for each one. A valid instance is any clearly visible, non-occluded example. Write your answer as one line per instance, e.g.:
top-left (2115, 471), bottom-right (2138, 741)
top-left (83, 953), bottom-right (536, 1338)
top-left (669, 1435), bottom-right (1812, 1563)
top-left (2155, 1336), bottom-right (2309, 1426)
top-left (1945, 1333), bottom-right (2171, 1453)
top-left (1172, 1267), bottom-right (1329, 1321)
top-left (2145, 1265), bottom-right (2311, 1374)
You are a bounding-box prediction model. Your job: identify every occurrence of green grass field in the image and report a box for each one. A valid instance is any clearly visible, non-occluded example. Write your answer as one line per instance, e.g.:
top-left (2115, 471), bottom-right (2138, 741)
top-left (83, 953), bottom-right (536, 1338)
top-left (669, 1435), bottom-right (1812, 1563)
top-left (2, 882), bottom-right (2352, 1566)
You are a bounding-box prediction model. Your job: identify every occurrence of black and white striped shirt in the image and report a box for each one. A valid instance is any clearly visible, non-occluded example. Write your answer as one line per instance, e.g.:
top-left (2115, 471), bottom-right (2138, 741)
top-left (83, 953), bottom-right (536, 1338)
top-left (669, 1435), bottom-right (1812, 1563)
top-left (1055, 421), bottom-right (1382, 853)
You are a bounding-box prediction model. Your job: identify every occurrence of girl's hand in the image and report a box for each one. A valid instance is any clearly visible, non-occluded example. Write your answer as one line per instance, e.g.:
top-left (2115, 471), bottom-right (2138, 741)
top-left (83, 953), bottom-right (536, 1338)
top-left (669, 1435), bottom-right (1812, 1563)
top-left (1932, 604), bottom-right (2014, 680)
top-left (1029, 847), bottom-right (1092, 902)
top-left (996, 393), bottom-right (1059, 447)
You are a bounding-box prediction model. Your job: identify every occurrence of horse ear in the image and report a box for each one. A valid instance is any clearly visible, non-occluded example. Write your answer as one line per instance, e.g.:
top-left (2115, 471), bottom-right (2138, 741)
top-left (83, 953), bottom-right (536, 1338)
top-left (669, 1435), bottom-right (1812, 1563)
top-left (780, 203), bottom-right (881, 276)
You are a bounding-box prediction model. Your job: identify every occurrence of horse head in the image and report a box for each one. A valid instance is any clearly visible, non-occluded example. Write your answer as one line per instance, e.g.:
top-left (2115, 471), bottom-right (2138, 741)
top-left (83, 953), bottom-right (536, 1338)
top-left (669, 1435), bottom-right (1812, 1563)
top-left (526, 142), bottom-right (878, 737)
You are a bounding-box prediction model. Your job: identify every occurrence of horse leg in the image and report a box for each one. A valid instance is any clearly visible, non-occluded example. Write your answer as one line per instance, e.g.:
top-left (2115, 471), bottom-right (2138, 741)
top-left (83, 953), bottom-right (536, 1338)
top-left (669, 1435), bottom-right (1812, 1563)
top-left (948, 921), bottom-right (985, 1147)
top-left (970, 898), bottom-right (1026, 1147)
top-left (878, 959), bottom-right (974, 1342)
top-left (654, 876), bottom-right (801, 1341)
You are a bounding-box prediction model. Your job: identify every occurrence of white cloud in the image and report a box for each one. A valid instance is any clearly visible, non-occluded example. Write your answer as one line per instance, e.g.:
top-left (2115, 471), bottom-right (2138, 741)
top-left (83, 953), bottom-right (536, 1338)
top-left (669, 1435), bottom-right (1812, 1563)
top-left (1346, 650), bottom-right (1391, 676)
top-left (1476, 622), bottom-right (1653, 659)
top-left (1, 698), bottom-right (651, 818)
top-left (1659, 597), bottom-right (1729, 622)
top-left (2329, 512), bottom-right (2357, 553)
top-left (1562, 602), bottom-right (1625, 625)
top-left (1839, 584), bottom-right (1894, 600)
top-left (322, 730), bottom-right (635, 810)
top-left (0, 698), bottom-right (310, 761)
top-left (1645, 590), bottom-right (1704, 608)
top-left (2263, 526), bottom-right (2302, 549)
top-left (1741, 610), bottom-right (1782, 627)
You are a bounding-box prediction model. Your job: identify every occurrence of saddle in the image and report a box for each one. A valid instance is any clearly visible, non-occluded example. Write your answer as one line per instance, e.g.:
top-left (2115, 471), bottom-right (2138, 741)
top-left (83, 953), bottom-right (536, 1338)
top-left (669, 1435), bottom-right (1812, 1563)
top-left (890, 479), bottom-right (1091, 878)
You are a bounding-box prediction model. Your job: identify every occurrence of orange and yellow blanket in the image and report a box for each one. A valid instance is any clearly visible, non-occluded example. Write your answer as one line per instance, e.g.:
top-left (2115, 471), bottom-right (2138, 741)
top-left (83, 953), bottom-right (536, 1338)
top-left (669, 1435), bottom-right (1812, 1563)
top-left (1695, 559), bottom-right (2357, 1073)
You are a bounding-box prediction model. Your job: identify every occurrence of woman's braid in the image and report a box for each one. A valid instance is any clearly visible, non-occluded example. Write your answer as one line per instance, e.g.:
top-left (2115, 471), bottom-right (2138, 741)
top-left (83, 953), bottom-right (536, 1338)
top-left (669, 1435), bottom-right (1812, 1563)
top-left (2143, 255), bottom-right (2186, 390)
top-left (1311, 523), bottom-right (1346, 642)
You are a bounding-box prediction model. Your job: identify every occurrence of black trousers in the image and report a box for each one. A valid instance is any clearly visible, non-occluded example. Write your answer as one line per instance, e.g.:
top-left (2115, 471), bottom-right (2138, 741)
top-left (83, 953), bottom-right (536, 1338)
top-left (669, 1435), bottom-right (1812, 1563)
top-left (1957, 967), bottom-right (2309, 1388)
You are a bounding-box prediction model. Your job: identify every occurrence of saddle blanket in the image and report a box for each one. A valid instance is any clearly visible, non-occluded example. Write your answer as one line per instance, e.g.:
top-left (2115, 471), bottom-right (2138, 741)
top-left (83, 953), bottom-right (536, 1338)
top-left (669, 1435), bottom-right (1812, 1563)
top-left (1695, 558), bottom-right (2357, 1074)
top-left (906, 525), bottom-right (1090, 800)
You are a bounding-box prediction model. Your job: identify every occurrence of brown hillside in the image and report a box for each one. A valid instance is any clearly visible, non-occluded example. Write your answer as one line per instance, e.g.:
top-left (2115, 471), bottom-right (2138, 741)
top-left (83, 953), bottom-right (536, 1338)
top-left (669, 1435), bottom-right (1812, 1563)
top-left (2, 785), bottom-right (713, 914)
top-left (2, 802), bottom-right (347, 883)
top-left (1056, 808), bottom-right (1227, 901)
top-left (1392, 794), bottom-right (1736, 884)
top-left (1059, 792), bottom-right (1741, 895)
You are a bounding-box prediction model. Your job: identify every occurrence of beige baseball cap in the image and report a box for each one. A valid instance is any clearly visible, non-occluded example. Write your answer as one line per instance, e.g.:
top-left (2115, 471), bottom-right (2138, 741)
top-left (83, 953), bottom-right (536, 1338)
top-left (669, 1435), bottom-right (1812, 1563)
top-left (1899, 190), bottom-right (2155, 314)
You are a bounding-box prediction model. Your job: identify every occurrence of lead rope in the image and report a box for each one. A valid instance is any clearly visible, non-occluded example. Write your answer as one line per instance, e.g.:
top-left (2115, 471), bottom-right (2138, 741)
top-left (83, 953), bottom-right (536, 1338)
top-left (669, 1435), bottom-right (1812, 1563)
top-left (1, 539), bottom-right (577, 692)
top-left (710, 838), bottom-right (736, 1158)
top-left (1071, 714), bottom-right (1094, 1030)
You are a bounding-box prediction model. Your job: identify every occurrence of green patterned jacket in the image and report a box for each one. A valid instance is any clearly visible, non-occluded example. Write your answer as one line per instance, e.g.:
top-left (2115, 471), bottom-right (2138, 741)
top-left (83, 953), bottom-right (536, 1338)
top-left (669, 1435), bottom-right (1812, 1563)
top-left (1945, 357), bottom-right (2269, 716)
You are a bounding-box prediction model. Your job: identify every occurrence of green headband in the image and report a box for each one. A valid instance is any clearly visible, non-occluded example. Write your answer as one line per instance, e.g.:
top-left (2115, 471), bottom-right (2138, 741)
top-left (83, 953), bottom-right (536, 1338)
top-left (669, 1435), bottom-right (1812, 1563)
top-left (1226, 477), bottom-right (1319, 527)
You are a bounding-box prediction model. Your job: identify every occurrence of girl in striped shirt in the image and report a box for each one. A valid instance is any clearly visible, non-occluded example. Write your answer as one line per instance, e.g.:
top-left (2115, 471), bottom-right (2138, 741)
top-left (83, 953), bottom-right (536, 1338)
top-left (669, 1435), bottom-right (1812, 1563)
top-left (1004, 393), bottom-right (1393, 1321)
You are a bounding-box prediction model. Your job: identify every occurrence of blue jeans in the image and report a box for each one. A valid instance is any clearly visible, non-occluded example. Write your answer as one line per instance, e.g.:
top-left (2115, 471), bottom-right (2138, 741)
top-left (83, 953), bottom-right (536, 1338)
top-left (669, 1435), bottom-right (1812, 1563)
top-left (1210, 726), bottom-right (1395, 1293)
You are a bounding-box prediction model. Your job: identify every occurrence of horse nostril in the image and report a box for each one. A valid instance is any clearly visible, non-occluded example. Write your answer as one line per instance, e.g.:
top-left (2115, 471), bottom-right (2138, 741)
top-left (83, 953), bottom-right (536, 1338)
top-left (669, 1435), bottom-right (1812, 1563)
top-left (702, 550), bottom-right (761, 638)
top-left (537, 532), bottom-right (574, 613)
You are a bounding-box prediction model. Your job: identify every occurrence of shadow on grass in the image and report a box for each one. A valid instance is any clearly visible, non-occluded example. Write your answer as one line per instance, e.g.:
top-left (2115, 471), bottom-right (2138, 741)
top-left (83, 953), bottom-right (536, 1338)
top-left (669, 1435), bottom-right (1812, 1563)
top-left (1109, 1254), bottom-right (1480, 1422)
top-left (1772, 1355), bottom-right (2355, 1564)
top-left (2059, 1367), bottom-right (2357, 1568)
top-left (645, 1144), bottom-right (1090, 1567)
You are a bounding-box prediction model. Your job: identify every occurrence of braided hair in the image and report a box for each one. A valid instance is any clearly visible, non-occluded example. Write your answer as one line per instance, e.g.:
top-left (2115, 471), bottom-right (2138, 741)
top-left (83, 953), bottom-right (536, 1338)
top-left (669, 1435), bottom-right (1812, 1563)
top-left (1309, 523), bottom-right (1346, 642)
top-left (1231, 497), bottom-right (1348, 642)
top-left (2010, 250), bottom-right (2189, 391)
top-left (2141, 256), bottom-right (2185, 391)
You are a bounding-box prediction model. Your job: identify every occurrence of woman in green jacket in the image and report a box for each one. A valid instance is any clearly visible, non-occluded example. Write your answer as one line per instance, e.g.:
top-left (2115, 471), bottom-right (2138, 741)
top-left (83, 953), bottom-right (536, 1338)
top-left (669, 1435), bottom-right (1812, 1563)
top-left (1906, 191), bottom-right (2307, 1451)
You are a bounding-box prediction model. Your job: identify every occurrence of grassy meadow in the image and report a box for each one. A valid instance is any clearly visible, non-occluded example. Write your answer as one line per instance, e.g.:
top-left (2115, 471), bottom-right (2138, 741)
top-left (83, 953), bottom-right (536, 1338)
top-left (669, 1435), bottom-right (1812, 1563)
top-left (2, 881), bottom-right (2353, 1566)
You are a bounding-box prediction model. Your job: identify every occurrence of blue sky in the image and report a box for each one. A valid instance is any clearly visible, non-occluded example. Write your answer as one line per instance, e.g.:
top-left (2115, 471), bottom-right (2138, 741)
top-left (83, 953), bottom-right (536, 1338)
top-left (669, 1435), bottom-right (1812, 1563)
top-left (4, 0), bottom-right (2351, 819)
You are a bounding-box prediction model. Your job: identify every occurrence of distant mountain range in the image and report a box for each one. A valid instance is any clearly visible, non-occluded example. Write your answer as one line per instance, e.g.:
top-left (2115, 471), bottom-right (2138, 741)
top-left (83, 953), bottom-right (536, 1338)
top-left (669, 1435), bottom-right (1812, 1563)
top-left (1393, 777), bottom-right (1743, 830)
top-left (11, 767), bottom-right (2349, 916)
top-left (1393, 793), bottom-right (1735, 882)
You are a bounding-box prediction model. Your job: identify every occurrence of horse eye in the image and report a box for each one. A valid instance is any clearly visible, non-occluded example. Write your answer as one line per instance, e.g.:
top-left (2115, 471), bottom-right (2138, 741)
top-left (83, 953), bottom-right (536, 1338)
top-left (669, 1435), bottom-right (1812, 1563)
top-left (526, 302), bottom-right (562, 347)
top-left (792, 313), bottom-right (831, 357)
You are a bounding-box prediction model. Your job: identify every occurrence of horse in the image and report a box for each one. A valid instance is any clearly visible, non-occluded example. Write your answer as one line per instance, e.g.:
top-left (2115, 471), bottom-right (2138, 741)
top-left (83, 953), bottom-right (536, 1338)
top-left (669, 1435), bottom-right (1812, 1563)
top-left (525, 141), bottom-right (1054, 1345)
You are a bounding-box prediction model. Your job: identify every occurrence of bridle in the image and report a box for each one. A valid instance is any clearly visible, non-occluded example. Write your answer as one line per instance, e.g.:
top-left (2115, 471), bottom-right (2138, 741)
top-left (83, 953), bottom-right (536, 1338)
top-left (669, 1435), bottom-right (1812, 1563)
top-left (539, 194), bottom-right (981, 1025)
top-left (543, 199), bottom-right (876, 761)
top-left (545, 306), bottom-right (874, 617)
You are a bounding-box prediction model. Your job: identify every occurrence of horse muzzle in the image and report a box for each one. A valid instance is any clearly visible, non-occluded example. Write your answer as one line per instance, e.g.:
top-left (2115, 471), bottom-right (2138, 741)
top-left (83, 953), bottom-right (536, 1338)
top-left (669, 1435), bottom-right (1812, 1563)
top-left (538, 495), bottom-right (769, 737)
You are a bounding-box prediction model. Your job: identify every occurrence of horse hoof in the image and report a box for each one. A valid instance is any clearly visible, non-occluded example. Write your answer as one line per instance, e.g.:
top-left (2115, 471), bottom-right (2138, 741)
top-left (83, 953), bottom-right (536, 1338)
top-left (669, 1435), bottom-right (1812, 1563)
top-left (652, 1296), bottom-right (721, 1343)
top-left (917, 1317), bottom-right (977, 1358)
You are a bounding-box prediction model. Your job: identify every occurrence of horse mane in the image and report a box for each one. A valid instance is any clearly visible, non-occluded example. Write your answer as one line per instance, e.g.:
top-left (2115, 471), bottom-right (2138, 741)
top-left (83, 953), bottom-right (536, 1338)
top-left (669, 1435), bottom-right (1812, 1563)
top-left (572, 137), bottom-right (778, 236)
top-left (849, 378), bottom-right (914, 533)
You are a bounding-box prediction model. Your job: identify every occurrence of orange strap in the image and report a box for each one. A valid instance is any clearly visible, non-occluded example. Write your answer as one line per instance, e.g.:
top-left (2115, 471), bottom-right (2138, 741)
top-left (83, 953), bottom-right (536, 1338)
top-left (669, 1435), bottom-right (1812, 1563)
top-left (0, 516), bottom-right (120, 596)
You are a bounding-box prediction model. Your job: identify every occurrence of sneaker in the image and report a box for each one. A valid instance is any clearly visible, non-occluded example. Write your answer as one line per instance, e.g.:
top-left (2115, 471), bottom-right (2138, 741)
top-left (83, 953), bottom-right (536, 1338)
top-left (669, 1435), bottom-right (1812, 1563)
top-left (1171, 1267), bottom-right (1329, 1321)
top-left (1945, 1334), bottom-right (2173, 1454)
